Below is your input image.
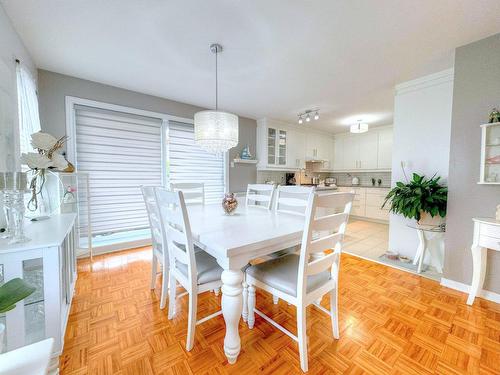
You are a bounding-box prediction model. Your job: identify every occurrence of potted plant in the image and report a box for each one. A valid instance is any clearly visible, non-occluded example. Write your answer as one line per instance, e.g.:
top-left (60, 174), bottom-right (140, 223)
top-left (382, 173), bottom-right (448, 225)
top-left (0, 278), bottom-right (35, 352)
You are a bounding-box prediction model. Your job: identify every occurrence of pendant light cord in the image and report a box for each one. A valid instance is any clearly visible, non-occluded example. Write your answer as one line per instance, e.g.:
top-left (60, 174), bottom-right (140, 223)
top-left (215, 49), bottom-right (218, 111)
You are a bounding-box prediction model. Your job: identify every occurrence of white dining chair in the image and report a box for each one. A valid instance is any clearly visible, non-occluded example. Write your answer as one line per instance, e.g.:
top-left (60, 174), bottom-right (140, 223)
top-left (268, 185), bottom-right (315, 304)
top-left (154, 187), bottom-right (224, 351)
top-left (246, 192), bottom-right (354, 372)
top-left (0, 338), bottom-right (53, 375)
top-left (245, 184), bottom-right (275, 210)
top-left (274, 185), bottom-right (314, 215)
top-left (170, 182), bottom-right (205, 205)
top-left (141, 186), bottom-right (169, 309)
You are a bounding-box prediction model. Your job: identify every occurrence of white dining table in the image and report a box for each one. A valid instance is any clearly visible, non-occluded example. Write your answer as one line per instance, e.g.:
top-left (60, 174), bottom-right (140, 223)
top-left (187, 202), bottom-right (305, 364)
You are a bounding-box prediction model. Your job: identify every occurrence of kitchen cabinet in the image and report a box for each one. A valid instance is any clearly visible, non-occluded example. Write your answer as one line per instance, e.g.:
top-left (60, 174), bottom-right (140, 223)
top-left (333, 127), bottom-right (392, 171)
top-left (0, 214), bottom-right (77, 371)
top-left (257, 118), bottom-right (333, 171)
top-left (287, 128), bottom-right (306, 169)
top-left (358, 132), bottom-right (378, 169)
top-left (337, 186), bottom-right (390, 222)
top-left (377, 128), bottom-right (393, 169)
top-left (333, 137), bottom-right (344, 171)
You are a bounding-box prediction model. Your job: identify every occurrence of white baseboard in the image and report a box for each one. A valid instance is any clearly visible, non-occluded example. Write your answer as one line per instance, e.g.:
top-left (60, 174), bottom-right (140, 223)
top-left (440, 278), bottom-right (500, 304)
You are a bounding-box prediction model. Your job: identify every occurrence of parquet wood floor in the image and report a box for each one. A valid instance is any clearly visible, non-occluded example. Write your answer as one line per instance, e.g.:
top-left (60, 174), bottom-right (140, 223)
top-left (60, 247), bottom-right (500, 374)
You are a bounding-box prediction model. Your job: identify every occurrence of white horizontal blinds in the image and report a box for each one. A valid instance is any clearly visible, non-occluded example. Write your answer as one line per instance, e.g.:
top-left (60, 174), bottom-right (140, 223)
top-left (74, 105), bottom-right (163, 235)
top-left (167, 121), bottom-right (225, 203)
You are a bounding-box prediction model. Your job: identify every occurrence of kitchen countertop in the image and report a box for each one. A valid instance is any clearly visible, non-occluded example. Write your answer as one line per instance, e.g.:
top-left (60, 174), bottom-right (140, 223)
top-left (336, 185), bottom-right (391, 189)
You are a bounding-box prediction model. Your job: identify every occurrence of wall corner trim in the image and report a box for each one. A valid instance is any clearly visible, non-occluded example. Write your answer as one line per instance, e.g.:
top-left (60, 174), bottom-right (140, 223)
top-left (395, 68), bottom-right (455, 96)
top-left (440, 277), bottom-right (500, 304)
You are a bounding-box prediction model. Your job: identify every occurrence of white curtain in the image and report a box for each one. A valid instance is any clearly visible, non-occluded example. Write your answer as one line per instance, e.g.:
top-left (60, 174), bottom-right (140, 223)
top-left (16, 62), bottom-right (41, 154)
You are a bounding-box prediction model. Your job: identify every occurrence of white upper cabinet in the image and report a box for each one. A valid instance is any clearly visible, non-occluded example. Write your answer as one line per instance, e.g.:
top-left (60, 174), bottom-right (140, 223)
top-left (358, 132), bottom-right (378, 170)
top-left (287, 128), bottom-right (306, 169)
top-left (377, 128), bottom-right (393, 169)
top-left (333, 137), bottom-right (344, 171)
top-left (343, 135), bottom-right (359, 170)
top-left (333, 127), bottom-right (392, 171)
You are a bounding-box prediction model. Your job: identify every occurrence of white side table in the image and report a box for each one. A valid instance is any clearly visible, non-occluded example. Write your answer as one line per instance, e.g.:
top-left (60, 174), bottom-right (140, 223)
top-left (408, 224), bottom-right (445, 274)
top-left (467, 218), bottom-right (500, 305)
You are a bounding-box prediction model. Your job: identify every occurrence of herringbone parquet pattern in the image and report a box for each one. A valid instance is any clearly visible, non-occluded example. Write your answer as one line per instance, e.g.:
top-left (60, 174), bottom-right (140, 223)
top-left (60, 247), bottom-right (500, 374)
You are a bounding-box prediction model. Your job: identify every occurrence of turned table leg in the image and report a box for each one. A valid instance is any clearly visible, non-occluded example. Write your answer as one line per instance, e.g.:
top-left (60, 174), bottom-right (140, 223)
top-left (221, 269), bottom-right (243, 364)
top-left (467, 245), bottom-right (487, 305)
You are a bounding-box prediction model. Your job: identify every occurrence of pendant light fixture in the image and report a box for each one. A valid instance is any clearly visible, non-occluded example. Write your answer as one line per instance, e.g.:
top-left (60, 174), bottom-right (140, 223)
top-left (194, 43), bottom-right (238, 154)
top-left (350, 120), bottom-right (369, 134)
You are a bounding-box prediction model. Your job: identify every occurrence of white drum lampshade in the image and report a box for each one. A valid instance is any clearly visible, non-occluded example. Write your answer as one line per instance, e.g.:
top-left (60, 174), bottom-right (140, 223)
top-left (194, 110), bottom-right (239, 153)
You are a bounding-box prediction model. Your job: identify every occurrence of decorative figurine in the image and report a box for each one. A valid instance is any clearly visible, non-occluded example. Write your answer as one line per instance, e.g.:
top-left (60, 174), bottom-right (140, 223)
top-left (371, 178), bottom-right (376, 186)
top-left (377, 178), bottom-right (382, 186)
top-left (489, 108), bottom-right (500, 123)
top-left (222, 192), bottom-right (238, 215)
top-left (240, 145), bottom-right (252, 160)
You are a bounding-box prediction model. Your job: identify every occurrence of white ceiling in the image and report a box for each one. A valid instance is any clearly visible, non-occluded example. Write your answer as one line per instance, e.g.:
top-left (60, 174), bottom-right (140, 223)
top-left (2, 0), bottom-right (500, 133)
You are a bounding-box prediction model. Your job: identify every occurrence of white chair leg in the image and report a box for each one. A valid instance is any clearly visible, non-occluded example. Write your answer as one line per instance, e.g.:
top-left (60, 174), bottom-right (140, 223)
top-left (330, 288), bottom-right (339, 339)
top-left (273, 295), bottom-right (279, 305)
top-left (186, 291), bottom-right (198, 351)
top-left (297, 305), bottom-right (308, 373)
top-left (247, 285), bottom-right (256, 329)
top-left (150, 254), bottom-right (157, 290)
top-left (159, 265), bottom-right (168, 310)
top-left (214, 287), bottom-right (220, 296)
top-left (168, 273), bottom-right (176, 319)
top-left (242, 281), bottom-right (248, 322)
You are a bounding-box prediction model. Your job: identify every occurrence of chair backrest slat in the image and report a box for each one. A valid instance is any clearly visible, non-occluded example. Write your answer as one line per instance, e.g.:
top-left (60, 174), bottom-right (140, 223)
top-left (155, 188), bottom-right (198, 290)
top-left (246, 184), bottom-right (275, 210)
top-left (296, 192), bottom-right (354, 299)
top-left (170, 182), bottom-right (205, 205)
top-left (274, 185), bottom-right (314, 216)
top-left (141, 186), bottom-right (165, 255)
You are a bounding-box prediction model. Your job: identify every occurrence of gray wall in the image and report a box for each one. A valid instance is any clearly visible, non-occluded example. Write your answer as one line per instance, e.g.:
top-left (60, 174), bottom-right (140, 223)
top-left (444, 33), bottom-right (500, 293)
top-left (37, 69), bottom-right (257, 192)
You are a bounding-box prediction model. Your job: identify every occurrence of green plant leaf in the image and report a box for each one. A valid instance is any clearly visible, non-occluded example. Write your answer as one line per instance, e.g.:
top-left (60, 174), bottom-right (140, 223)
top-left (0, 278), bottom-right (36, 313)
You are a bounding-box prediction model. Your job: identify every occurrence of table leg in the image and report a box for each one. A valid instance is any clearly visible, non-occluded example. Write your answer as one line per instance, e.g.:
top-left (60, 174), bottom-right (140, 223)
top-left (221, 269), bottom-right (243, 364)
top-left (467, 245), bottom-right (487, 305)
top-left (415, 229), bottom-right (426, 273)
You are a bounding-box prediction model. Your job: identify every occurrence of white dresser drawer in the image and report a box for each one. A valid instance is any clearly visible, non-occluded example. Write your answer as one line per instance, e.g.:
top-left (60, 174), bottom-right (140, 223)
top-left (479, 235), bottom-right (500, 251)
top-left (480, 224), bottom-right (500, 239)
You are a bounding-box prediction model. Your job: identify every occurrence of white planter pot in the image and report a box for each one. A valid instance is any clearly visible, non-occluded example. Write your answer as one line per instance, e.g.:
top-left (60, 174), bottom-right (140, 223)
top-left (417, 211), bottom-right (445, 227)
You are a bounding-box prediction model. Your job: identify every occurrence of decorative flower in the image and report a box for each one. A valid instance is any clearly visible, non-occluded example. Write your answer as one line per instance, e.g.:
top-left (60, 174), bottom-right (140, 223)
top-left (51, 152), bottom-right (68, 170)
top-left (30, 132), bottom-right (58, 151)
top-left (20, 152), bottom-right (53, 169)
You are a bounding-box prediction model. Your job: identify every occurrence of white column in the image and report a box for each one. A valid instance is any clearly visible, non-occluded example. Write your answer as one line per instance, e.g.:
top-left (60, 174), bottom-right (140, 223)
top-left (221, 269), bottom-right (243, 364)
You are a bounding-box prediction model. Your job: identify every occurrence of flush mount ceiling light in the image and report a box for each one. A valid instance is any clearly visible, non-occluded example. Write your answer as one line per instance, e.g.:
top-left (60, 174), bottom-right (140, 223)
top-left (194, 43), bottom-right (238, 154)
top-left (297, 109), bottom-right (320, 124)
top-left (350, 120), bottom-right (369, 133)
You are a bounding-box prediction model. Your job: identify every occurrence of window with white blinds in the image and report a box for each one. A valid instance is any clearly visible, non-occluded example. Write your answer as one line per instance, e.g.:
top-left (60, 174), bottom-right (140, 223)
top-left (167, 121), bottom-right (225, 203)
top-left (74, 105), bottom-right (163, 237)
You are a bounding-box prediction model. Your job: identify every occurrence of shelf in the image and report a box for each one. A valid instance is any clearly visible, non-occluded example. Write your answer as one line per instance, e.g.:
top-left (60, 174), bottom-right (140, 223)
top-left (232, 159), bottom-right (258, 164)
top-left (486, 144), bottom-right (500, 147)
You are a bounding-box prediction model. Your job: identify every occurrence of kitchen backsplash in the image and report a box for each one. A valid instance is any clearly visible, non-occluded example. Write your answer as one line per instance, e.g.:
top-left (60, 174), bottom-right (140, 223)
top-left (256, 170), bottom-right (287, 185)
top-left (256, 170), bottom-right (392, 187)
top-left (331, 172), bottom-right (391, 187)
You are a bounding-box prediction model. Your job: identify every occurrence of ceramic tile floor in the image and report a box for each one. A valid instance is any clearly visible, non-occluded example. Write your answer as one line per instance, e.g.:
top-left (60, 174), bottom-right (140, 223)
top-left (343, 219), bottom-right (442, 281)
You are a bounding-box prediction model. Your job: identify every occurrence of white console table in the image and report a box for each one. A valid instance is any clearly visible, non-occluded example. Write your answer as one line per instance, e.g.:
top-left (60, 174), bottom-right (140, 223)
top-left (0, 214), bottom-right (77, 372)
top-left (467, 217), bottom-right (500, 305)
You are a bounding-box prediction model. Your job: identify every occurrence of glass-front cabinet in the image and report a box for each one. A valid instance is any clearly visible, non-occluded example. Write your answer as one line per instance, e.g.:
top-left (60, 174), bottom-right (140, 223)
top-left (0, 214), bottom-right (77, 372)
top-left (266, 126), bottom-right (287, 167)
top-left (479, 122), bottom-right (500, 184)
